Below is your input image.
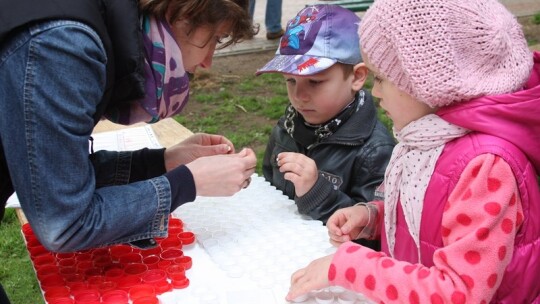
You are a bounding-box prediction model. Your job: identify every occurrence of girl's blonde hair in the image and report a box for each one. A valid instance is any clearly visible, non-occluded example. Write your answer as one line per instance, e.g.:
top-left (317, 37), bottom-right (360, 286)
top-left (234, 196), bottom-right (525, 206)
top-left (139, 0), bottom-right (258, 49)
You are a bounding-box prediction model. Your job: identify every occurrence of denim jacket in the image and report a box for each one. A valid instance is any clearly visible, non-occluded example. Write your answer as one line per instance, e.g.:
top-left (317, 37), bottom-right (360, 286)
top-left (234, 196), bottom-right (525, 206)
top-left (263, 90), bottom-right (395, 223)
top-left (0, 0), bottom-right (194, 251)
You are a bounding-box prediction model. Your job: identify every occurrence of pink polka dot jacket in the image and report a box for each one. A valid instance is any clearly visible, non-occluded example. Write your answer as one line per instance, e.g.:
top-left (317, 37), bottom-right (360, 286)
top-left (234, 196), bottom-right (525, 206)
top-left (329, 53), bottom-right (540, 303)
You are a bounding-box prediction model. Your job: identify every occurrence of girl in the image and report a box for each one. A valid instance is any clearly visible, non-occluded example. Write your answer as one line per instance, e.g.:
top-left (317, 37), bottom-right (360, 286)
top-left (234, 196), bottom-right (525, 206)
top-left (286, 0), bottom-right (540, 303)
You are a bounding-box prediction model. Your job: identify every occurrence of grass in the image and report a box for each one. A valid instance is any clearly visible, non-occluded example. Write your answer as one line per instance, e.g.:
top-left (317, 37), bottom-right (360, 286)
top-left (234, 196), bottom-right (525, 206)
top-left (0, 209), bottom-right (43, 303)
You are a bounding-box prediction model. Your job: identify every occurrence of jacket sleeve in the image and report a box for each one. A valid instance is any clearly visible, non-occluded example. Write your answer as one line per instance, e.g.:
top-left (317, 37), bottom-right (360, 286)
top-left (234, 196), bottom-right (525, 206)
top-left (296, 138), bottom-right (394, 224)
top-left (329, 155), bottom-right (522, 303)
top-left (90, 148), bottom-right (166, 188)
top-left (262, 129), bottom-right (277, 183)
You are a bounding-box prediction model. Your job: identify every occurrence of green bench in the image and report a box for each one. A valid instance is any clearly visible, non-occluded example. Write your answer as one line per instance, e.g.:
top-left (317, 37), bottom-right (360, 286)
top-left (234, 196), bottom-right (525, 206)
top-left (309, 0), bottom-right (374, 12)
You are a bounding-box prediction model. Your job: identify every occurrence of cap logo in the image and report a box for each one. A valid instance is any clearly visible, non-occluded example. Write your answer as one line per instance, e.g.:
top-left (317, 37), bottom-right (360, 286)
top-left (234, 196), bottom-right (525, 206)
top-left (280, 6), bottom-right (322, 55)
top-left (297, 58), bottom-right (319, 72)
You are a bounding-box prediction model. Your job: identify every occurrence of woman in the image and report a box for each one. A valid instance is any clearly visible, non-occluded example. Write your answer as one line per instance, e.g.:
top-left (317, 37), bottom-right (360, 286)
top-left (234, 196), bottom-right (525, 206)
top-left (0, 0), bottom-right (257, 252)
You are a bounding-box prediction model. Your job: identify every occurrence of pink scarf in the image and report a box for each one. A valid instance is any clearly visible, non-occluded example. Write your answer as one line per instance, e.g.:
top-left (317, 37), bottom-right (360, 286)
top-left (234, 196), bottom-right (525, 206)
top-left (384, 114), bottom-right (469, 259)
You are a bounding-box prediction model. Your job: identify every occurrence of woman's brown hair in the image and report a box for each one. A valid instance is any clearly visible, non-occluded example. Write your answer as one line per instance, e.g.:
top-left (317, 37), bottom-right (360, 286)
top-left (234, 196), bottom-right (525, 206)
top-left (139, 0), bottom-right (258, 49)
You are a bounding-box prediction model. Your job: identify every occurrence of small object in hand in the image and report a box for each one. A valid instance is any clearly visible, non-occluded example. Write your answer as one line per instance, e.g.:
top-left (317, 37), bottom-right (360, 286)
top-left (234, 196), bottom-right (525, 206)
top-left (243, 177), bottom-right (252, 189)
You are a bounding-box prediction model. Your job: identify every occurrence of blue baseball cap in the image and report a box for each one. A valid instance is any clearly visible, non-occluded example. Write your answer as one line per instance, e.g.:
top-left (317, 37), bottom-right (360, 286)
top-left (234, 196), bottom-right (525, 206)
top-left (256, 4), bottom-right (362, 76)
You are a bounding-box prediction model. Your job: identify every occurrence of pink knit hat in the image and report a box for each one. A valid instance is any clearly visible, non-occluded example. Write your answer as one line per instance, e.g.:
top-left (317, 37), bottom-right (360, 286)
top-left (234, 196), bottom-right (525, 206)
top-left (359, 0), bottom-right (533, 107)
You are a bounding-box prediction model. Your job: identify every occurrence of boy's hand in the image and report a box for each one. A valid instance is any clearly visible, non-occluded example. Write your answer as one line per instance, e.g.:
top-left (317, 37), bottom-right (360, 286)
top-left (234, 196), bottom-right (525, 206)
top-left (276, 152), bottom-right (318, 197)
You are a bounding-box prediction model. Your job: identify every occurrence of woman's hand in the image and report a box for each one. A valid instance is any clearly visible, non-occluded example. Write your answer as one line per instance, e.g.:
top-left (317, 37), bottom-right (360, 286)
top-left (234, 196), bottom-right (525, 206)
top-left (185, 148), bottom-right (257, 196)
top-left (164, 133), bottom-right (234, 171)
top-left (286, 254), bottom-right (333, 302)
top-left (326, 204), bottom-right (368, 246)
top-left (276, 152), bottom-right (318, 197)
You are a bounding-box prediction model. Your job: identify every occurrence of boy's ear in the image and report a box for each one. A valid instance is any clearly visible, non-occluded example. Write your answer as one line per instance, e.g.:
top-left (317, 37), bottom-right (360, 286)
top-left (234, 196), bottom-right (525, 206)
top-left (352, 63), bottom-right (369, 91)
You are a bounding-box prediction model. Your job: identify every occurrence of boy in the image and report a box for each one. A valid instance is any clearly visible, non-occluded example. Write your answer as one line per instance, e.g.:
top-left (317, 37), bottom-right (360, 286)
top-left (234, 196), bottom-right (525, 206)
top-left (257, 4), bottom-right (395, 225)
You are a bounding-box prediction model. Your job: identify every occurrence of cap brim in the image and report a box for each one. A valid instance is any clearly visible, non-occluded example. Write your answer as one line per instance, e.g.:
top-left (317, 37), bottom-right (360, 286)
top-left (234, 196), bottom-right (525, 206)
top-left (256, 55), bottom-right (337, 76)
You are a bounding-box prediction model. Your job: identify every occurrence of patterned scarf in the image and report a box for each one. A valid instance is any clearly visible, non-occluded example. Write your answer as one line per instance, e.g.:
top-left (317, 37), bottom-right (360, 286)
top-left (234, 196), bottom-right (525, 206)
top-left (283, 91), bottom-right (364, 149)
top-left (384, 114), bottom-right (469, 259)
top-left (108, 15), bottom-right (190, 124)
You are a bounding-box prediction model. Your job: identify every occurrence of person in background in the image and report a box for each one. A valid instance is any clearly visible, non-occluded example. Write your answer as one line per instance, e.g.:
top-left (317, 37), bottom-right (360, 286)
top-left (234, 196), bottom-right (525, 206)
top-left (285, 0), bottom-right (540, 303)
top-left (257, 5), bottom-right (395, 233)
top-left (0, 0), bottom-right (257, 255)
top-left (249, 0), bottom-right (284, 40)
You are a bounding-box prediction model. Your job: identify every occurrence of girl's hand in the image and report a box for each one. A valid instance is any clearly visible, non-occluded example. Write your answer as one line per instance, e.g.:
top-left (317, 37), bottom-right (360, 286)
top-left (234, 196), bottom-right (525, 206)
top-left (286, 254), bottom-right (334, 302)
top-left (326, 205), bottom-right (368, 246)
top-left (164, 133), bottom-right (234, 171)
top-left (276, 152), bottom-right (318, 197)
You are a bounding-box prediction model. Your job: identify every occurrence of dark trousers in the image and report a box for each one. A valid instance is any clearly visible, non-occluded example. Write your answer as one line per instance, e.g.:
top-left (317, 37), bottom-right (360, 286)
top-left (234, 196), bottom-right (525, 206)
top-left (0, 283), bottom-right (11, 304)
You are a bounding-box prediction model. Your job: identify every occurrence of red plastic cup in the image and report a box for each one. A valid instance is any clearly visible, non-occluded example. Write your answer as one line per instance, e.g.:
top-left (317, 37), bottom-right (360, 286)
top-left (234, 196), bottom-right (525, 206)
top-left (104, 268), bottom-right (125, 282)
top-left (166, 264), bottom-right (185, 280)
top-left (168, 226), bottom-right (183, 235)
top-left (178, 232), bottom-right (195, 245)
top-left (28, 245), bottom-right (50, 259)
top-left (44, 286), bottom-right (71, 301)
top-left (76, 261), bottom-right (94, 274)
top-left (160, 249), bottom-right (183, 261)
top-left (167, 264), bottom-right (189, 289)
top-left (141, 269), bottom-right (171, 295)
top-left (132, 296), bottom-right (159, 304)
top-left (73, 290), bottom-right (100, 303)
top-left (129, 284), bottom-right (156, 300)
top-left (86, 275), bottom-right (105, 289)
top-left (84, 267), bottom-right (103, 278)
top-left (118, 252), bottom-right (142, 265)
top-left (109, 245), bottom-right (133, 262)
top-left (58, 257), bottom-right (77, 268)
top-left (124, 263), bottom-right (148, 278)
top-left (56, 252), bottom-right (76, 260)
top-left (101, 289), bottom-right (129, 304)
top-left (171, 276), bottom-right (189, 289)
top-left (75, 252), bottom-right (92, 263)
top-left (156, 259), bottom-right (172, 270)
top-left (142, 255), bottom-right (160, 270)
top-left (93, 255), bottom-right (114, 269)
top-left (139, 246), bottom-right (161, 257)
top-left (40, 274), bottom-right (65, 291)
top-left (90, 247), bottom-right (109, 258)
top-left (116, 274), bottom-right (142, 292)
top-left (98, 281), bottom-right (117, 295)
top-left (59, 266), bottom-right (78, 277)
top-left (48, 297), bottom-right (74, 304)
top-left (159, 237), bottom-right (182, 250)
top-left (174, 255), bottom-right (193, 270)
top-left (36, 264), bottom-right (60, 280)
top-left (64, 273), bottom-right (86, 289)
top-left (169, 218), bottom-right (183, 229)
top-left (22, 223), bottom-right (34, 237)
top-left (34, 254), bottom-right (56, 268)
top-left (68, 282), bottom-right (89, 297)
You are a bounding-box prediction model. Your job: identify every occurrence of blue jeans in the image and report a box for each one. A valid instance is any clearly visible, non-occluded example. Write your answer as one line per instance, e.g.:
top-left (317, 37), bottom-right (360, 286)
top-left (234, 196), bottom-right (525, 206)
top-left (0, 20), bottom-right (170, 252)
top-left (249, 0), bottom-right (283, 33)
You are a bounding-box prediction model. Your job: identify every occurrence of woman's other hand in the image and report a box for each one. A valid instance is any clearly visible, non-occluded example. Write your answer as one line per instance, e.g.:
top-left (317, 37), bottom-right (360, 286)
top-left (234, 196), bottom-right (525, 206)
top-left (164, 133), bottom-right (234, 171)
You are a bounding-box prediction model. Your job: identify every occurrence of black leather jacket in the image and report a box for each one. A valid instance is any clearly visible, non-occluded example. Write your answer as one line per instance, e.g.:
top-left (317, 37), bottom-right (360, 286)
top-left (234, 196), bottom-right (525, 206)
top-left (263, 90), bottom-right (395, 223)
